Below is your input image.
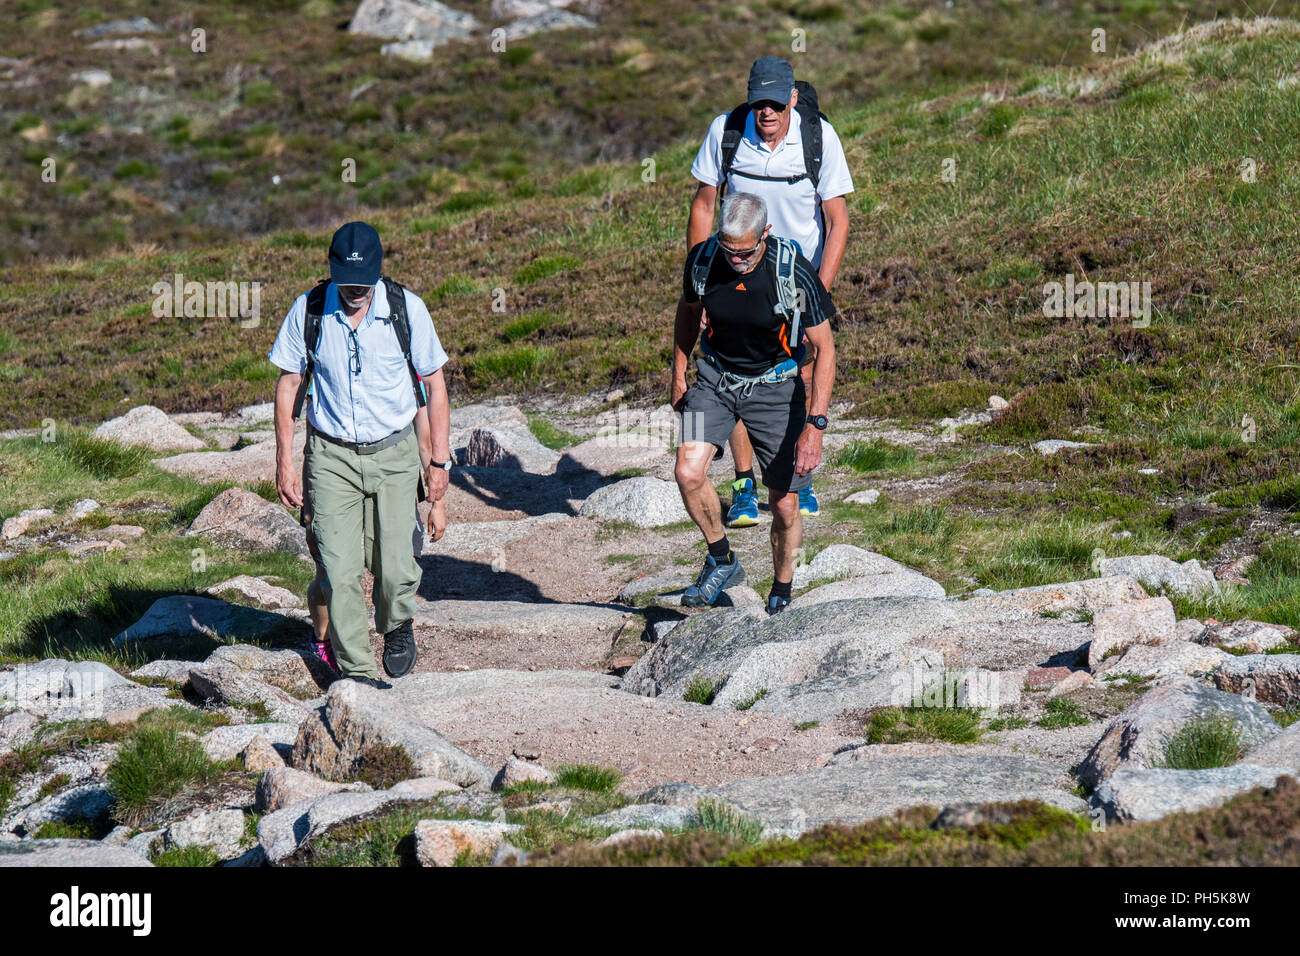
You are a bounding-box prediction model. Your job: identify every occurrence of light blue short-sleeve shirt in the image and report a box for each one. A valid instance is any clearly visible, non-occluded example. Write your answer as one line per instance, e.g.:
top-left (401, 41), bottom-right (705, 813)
top-left (268, 282), bottom-right (448, 444)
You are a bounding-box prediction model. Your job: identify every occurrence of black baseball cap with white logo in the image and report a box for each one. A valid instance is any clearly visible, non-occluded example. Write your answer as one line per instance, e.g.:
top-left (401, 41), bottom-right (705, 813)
top-left (747, 56), bottom-right (795, 105)
top-left (328, 221), bottom-right (382, 286)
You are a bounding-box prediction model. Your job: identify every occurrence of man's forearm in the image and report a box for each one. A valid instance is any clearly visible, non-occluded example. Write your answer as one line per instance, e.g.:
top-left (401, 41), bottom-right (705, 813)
top-left (808, 342), bottom-right (835, 417)
top-left (687, 200), bottom-right (712, 251)
top-left (687, 184), bottom-right (717, 251)
top-left (818, 222), bottom-right (847, 290)
top-left (273, 373), bottom-right (300, 466)
top-left (413, 404), bottom-right (433, 469)
top-left (426, 376), bottom-right (451, 461)
top-left (673, 301), bottom-right (702, 380)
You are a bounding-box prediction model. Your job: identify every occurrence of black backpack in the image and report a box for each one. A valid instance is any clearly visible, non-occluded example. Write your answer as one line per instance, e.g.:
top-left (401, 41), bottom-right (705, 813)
top-left (719, 80), bottom-right (826, 199)
top-left (291, 276), bottom-right (426, 420)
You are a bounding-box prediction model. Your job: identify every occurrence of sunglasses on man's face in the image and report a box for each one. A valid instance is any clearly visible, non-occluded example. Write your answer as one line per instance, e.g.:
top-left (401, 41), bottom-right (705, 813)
top-left (718, 236), bottom-right (764, 260)
top-left (751, 100), bottom-right (789, 114)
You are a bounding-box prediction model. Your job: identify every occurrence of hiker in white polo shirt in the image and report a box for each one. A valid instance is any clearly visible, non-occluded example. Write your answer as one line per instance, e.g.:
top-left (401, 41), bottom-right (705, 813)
top-left (687, 56), bottom-right (853, 527)
top-left (270, 221), bottom-right (451, 688)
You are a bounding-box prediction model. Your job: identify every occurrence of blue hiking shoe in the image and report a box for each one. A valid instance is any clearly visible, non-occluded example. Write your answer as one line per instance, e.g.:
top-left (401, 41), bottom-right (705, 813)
top-left (766, 593), bottom-right (791, 616)
top-left (726, 478), bottom-right (760, 528)
top-left (682, 554), bottom-right (746, 607)
top-left (798, 483), bottom-right (820, 517)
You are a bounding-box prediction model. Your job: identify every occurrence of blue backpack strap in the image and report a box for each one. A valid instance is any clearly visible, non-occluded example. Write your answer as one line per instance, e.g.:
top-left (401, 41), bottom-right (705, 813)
top-left (382, 276), bottom-right (427, 408)
top-left (772, 237), bottom-right (802, 359)
top-left (691, 236), bottom-right (719, 299)
top-left (292, 280), bottom-right (330, 420)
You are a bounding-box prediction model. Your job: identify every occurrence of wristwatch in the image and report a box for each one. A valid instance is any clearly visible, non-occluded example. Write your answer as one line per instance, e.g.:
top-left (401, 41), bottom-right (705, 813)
top-left (427, 459), bottom-right (452, 471)
top-left (806, 414), bottom-right (829, 430)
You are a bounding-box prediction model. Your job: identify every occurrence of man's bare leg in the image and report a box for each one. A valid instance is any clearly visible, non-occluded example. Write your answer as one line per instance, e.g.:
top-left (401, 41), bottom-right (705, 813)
top-left (675, 441), bottom-right (725, 542)
top-left (769, 488), bottom-right (802, 585)
top-left (729, 421), bottom-right (754, 475)
top-left (307, 571), bottom-right (329, 644)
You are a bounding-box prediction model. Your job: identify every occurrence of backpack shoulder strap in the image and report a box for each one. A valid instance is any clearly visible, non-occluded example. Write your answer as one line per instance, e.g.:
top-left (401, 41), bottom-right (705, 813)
top-left (771, 238), bottom-right (802, 358)
top-left (292, 280), bottom-right (330, 420)
top-left (691, 236), bottom-right (719, 299)
top-left (792, 81), bottom-right (825, 192)
top-left (718, 104), bottom-right (750, 200)
top-left (382, 276), bottom-right (427, 408)
top-left (795, 111), bottom-right (824, 193)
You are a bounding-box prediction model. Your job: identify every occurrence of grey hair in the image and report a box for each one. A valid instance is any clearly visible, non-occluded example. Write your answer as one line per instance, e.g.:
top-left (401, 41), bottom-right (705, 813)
top-left (719, 192), bottom-right (767, 242)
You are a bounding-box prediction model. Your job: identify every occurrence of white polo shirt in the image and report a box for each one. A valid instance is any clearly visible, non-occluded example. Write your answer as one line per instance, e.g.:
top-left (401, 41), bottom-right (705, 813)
top-left (269, 282), bottom-right (448, 444)
top-left (691, 107), bottom-right (854, 269)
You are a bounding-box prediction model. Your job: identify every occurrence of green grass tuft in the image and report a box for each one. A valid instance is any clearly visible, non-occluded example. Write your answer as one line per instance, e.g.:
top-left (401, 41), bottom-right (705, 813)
top-left (1155, 713), bottom-right (1245, 769)
top-left (513, 254), bottom-right (580, 285)
top-left (1036, 697), bottom-right (1090, 730)
top-left (683, 676), bottom-right (723, 705)
top-left (734, 688), bottom-right (769, 711)
top-left (835, 440), bottom-right (916, 472)
top-left (525, 414), bottom-right (578, 450)
top-left (866, 706), bottom-right (985, 744)
top-left (695, 798), bottom-right (765, 846)
top-left (106, 725), bottom-right (225, 827)
top-left (151, 845), bottom-right (222, 867)
top-left (552, 764), bottom-right (622, 794)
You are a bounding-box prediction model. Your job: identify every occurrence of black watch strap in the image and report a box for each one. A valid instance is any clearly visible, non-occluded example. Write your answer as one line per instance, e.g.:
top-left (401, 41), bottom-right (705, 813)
top-left (427, 459), bottom-right (452, 471)
top-left (806, 414), bottom-right (828, 430)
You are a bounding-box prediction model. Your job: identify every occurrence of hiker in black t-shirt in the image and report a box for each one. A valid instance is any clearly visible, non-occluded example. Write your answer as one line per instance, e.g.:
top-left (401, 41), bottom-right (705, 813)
top-left (670, 192), bottom-right (837, 615)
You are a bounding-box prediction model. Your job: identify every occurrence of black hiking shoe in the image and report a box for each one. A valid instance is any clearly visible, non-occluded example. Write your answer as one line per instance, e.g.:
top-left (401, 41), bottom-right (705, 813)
top-left (348, 675), bottom-right (391, 690)
top-left (382, 619), bottom-right (417, 678)
top-left (766, 593), bottom-right (791, 616)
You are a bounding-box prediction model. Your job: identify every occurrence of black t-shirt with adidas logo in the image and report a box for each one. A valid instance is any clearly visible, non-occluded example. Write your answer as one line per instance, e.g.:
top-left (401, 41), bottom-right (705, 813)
top-left (682, 239), bottom-right (834, 377)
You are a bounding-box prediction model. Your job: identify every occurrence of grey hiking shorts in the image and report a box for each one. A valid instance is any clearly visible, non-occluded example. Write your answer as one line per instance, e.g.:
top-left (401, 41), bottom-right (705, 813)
top-left (679, 356), bottom-right (811, 492)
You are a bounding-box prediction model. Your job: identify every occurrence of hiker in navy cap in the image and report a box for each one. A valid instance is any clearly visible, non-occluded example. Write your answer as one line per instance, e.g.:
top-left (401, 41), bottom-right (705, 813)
top-left (269, 221), bottom-right (452, 688)
top-left (686, 55), bottom-right (854, 528)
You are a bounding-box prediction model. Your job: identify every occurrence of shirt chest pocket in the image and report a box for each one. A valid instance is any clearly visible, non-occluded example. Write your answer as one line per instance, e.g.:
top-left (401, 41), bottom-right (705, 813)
top-left (359, 322), bottom-right (410, 379)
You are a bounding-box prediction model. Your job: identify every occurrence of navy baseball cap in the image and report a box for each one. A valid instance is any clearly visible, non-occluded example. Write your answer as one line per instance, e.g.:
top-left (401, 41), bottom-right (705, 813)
top-left (328, 221), bottom-right (382, 286)
top-left (747, 56), bottom-right (795, 105)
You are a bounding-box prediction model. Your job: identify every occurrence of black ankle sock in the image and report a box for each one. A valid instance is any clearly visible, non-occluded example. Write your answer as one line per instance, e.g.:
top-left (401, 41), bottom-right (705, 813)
top-left (707, 537), bottom-right (732, 562)
top-left (770, 580), bottom-right (792, 600)
top-left (734, 468), bottom-right (755, 484)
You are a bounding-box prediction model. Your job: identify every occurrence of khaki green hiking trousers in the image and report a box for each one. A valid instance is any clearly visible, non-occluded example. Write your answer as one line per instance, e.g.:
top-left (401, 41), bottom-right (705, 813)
top-left (302, 427), bottom-right (421, 679)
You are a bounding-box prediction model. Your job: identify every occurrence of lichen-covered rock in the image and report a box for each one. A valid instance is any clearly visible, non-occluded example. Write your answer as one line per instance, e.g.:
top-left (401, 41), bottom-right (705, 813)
top-left (1093, 765), bottom-right (1296, 822)
top-left (0, 839), bottom-right (152, 867)
top-left (186, 487), bottom-right (309, 558)
top-left (1097, 554), bottom-right (1219, 598)
top-left (92, 405), bottom-right (205, 452)
top-left (163, 809), bottom-right (247, 861)
top-left (1214, 655), bottom-right (1300, 707)
top-left (1078, 675), bottom-right (1280, 789)
top-left (414, 819), bottom-right (522, 866)
top-left (254, 766), bottom-right (369, 814)
top-left (291, 680), bottom-right (493, 788)
top-left (1087, 596), bottom-right (1176, 669)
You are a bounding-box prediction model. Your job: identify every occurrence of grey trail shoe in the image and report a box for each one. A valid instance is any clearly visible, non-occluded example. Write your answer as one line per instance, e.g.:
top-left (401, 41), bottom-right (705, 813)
top-left (682, 554), bottom-right (746, 608)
